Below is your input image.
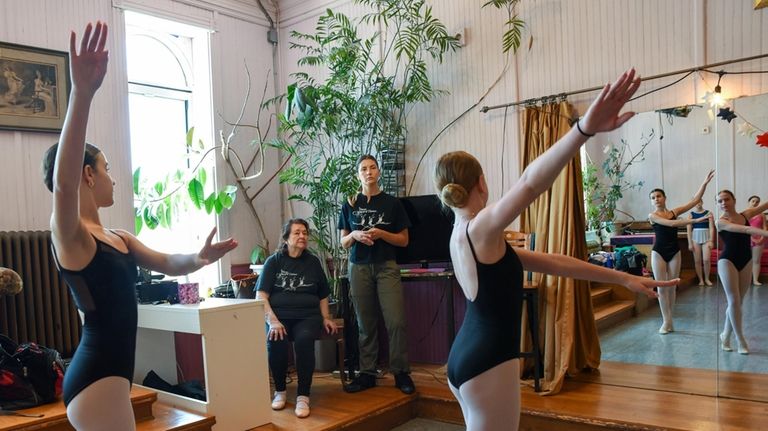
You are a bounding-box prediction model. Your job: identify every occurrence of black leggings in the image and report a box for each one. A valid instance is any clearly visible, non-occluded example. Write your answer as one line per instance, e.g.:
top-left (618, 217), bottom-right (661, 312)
top-left (267, 316), bottom-right (322, 396)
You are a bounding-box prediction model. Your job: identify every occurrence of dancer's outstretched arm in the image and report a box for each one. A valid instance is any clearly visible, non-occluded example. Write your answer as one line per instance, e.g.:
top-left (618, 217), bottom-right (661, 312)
top-left (51, 22), bottom-right (108, 250)
top-left (474, 69), bottom-right (641, 243)
top-left (670, 170), bottom-right (715, 216)
top-left (516, 248), bottom-right (664, 298)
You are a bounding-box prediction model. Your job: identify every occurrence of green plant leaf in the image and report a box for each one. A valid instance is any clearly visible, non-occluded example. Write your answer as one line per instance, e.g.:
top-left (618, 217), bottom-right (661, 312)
top-left (197, 168), bottom-right (207, 186)
top-left (217, 190), bottom-right (234, 209)
top-left (186, 127), bottom-right (195, 148)
top-left (188, 178), bottom-right (204, 209)
top-left (204, 193), bottom-right (216, 214)
top-left (133, 168), bottom-right (141, 195)
top-left (135, 214), bottom-right (143, 235)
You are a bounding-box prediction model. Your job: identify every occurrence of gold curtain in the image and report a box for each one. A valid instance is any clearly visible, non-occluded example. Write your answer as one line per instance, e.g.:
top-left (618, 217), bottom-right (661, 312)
top-left (519, 101), bottom-right (600, 395)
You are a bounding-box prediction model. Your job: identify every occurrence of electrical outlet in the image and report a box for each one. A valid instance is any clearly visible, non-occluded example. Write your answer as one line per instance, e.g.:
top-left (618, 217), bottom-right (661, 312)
top-left (453, 27), bottom-right (466, 47)
top-left (701, 126), bottom-right (710, 134)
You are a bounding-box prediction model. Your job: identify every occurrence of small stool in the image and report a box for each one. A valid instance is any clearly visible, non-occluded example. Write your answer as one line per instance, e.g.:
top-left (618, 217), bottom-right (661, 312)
top-left (520, 282), bottom-right (542, 392)
top-left (319, 318), bottom-right (350, 389)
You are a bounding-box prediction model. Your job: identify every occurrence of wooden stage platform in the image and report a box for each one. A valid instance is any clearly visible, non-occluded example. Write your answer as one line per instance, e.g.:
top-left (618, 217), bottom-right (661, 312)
top-left (251, 363), bottom-right (768, 431)
top-left (4, 363), bottom-right (768, 430)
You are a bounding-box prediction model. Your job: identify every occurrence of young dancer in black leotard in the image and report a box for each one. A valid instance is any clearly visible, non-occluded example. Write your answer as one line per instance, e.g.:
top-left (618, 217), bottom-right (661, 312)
top-left (715, 190), bottom-right (768, 355)
top-left (434, 69), bottom-right (677, 431)
top-left (647, 174), bottom-right (714, 335)
top-left (42, 22), bottom-right (237, 430)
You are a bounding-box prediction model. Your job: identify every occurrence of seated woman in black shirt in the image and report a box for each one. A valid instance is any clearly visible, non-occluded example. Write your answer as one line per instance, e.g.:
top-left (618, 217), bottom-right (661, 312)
top-left (255, 218), bottom-right (338, 418)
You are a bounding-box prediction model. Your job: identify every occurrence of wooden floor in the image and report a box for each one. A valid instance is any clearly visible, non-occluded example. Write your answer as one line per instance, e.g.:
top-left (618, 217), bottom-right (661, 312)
top-left (4, 363), bottom-right (768, 430)
top-left (251, 363), bottom-right (768, 431)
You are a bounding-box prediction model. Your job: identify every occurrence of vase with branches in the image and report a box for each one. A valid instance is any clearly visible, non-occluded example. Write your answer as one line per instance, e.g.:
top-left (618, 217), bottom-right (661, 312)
top-left (583, 131), bottom-right (654, 235)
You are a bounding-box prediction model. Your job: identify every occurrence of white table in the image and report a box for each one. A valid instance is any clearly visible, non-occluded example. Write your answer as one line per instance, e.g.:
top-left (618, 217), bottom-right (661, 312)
top-left (134, 298), bottom-right (270, 430)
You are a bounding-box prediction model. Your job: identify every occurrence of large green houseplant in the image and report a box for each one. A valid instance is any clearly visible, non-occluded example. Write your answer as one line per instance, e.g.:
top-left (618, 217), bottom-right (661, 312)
top-left (271, 0), bottom-right (460, 299)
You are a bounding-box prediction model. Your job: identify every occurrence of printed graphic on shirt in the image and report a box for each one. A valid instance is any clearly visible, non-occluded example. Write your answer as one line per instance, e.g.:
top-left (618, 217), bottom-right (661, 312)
top-left (275, 269), bottom-right (313, 292)
top-left (352, 208), bottom-right (391, 230)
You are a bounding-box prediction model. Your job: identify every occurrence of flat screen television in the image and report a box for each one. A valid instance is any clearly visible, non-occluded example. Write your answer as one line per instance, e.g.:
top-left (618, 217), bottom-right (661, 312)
top-left (396, 194), bottom-right (455, 266)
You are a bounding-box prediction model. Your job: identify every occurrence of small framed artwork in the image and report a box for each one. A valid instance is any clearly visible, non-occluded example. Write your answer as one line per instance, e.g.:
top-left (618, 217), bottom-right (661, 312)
top-left (0, 41), bottom-right (70, 133)
top-left (756, 0), bottom-right (768, 9)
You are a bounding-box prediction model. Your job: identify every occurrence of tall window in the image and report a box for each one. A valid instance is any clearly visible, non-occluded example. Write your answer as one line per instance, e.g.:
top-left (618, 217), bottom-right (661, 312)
top-left (125, 12), bottom-right (218, 289)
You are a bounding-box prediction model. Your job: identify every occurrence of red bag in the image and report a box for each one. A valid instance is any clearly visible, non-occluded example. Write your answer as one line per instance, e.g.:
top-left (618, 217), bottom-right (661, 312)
top-left (0, 335), bottom-right (65, 410)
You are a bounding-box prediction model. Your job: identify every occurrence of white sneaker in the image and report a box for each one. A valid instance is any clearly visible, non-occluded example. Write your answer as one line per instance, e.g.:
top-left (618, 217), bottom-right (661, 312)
top-left (271, 391), bottom-right (287, 410)
top-left (295, 395), bottom-right (310, 418)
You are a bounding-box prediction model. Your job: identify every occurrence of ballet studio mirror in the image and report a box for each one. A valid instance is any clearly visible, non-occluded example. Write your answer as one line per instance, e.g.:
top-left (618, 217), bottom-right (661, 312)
top-left (584, 91), bottom-right (768, 402)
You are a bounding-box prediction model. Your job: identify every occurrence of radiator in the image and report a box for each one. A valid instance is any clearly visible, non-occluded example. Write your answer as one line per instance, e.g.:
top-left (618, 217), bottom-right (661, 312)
top-left (0, 231), bottom-right (80, 357)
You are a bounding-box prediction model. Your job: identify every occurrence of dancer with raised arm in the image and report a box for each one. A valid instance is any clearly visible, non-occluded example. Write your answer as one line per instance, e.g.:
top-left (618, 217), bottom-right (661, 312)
top-left (716, 191), bottom-right (768, 355)
top-left (42, 22), bottom-right (237, 430)
top-left (434, 69), bottom-right (677, 431)
top-left (647, 171), bottom-right (714, 334)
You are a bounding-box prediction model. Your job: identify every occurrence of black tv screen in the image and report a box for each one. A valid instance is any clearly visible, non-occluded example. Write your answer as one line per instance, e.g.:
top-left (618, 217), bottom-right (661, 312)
top-left (396, 194), bottom-right (455, 265)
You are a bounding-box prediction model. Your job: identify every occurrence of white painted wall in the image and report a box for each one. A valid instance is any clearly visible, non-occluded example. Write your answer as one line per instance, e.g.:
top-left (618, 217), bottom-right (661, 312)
top-left (277, 0), bottom-right (768, 214)
top-left (2, 0), bottom-right (767, 266)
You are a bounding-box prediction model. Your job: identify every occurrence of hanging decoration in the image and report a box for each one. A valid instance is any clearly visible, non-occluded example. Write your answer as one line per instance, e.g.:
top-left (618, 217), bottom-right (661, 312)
top-left (757, 132), bottom-right (768, 148)
top-left (717, 107), bottom-right (737, 123)
top-left (737, 121), bottom-right (759, 137)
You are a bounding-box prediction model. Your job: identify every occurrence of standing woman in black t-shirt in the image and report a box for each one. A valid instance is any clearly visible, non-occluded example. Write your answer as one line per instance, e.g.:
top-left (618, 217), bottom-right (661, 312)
top-left (338, 155), bottom-right (415, 394)
top-left (255, 218), bottom-right (338, 418)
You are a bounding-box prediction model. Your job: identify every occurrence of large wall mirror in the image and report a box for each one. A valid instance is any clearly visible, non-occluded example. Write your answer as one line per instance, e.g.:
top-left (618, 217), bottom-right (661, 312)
top-left (580, 90), bottom-right (768, 402)
top-left (582, 103), bottom-right (719, 396)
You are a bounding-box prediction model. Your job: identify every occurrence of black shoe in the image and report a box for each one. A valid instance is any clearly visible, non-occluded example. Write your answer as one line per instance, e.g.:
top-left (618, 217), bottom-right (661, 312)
top-left (344, 373), bottom-right (376, 393)
top-left (394, 372), bottom-right (415, 394)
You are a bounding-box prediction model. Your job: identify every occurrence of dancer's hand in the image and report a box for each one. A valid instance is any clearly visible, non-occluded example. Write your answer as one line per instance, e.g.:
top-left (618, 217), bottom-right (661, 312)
top-left (622, 275), bottom-right (679, 298)
top-left (197, 227), bottom-right (238, 266)
top-left (70, 21), bottom-right (109, 97)
top-left (324, 318), bottom-right (339, 335)
top-left (580, 68), bottom-right (642, 135)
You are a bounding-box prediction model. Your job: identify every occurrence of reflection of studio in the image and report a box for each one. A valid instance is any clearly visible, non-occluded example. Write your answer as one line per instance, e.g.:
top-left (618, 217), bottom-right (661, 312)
top-left (2, 1), bottom-right (768, 430)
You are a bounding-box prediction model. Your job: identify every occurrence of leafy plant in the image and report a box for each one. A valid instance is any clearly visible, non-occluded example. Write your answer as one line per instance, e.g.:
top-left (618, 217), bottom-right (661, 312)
top-left (272, 0), bottom-right (460, 298)
top-left (133, 128), bottom-right (237, 235)
top-left (583, 132), bottom-right (653, 230)
top-left (482, 0), bottom-right (526, 53)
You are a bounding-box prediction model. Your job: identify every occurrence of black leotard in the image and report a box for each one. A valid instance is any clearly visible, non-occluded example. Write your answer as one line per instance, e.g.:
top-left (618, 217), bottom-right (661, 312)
top-left (719, 214), bottom-right (752, 271)
top-left (54, 236), bottom-right (138, 406)
top-left (447, 224), bottom-right (524, 388)
top-left (652, 212), bottom-right (680, 262)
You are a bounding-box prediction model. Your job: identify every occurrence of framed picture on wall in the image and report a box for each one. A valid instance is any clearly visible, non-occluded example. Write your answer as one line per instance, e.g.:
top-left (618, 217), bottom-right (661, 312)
top-left (0, 41), bottom-right (69, 133)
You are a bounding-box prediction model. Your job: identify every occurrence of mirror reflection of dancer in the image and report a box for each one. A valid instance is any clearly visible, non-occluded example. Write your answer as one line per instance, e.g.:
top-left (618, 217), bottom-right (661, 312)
top-left (434, 69), bottom-right (675, 431)
top-left (686, 199), bottom-right (716, 286)
top-left (648, 171), bottom-right (714, 334)
top-left (747, 195), bottom-right (766, 286)
top-left (42, 22), bottom-right (237, 430)
top-left (716, 191), bottom-right (768, 355)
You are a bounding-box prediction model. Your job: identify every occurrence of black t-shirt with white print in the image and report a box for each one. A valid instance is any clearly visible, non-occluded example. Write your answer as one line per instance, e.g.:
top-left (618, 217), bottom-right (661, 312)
top-left (338, 192), bottom-right (411, 264)
top-left (255, 251), bottom-right (330, 320)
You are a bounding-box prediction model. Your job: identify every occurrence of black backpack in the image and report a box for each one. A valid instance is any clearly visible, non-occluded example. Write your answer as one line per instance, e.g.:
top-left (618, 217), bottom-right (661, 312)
top-left (0, 334), bottom-right (65, 410)
top-left (614, 246), bottom-right (647, 276)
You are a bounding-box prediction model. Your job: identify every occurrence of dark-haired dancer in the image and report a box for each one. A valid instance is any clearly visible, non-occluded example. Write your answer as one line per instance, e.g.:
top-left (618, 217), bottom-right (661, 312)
top-left (647, 171), bottom-right (713, 334)
top-left (716, 191), bottom-right (768, 354)
top-left (434, 69), bottom-right (677, 431)
top-left (44, 22), bottom-right (236, 430)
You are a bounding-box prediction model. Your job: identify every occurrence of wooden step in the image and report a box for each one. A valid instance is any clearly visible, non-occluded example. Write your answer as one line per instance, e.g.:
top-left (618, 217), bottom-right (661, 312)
top-left (590, 286), bottom-right (613, 307)
top-left (593, 300), bottom-right (635, 330)
top-left (136, 403), bottom-right (215, 431)
top-left (0, 386), bottom-right (213, 431)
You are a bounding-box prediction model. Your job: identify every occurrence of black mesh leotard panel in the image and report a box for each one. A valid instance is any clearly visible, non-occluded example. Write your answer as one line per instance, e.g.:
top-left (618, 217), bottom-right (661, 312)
top-left (719, 214), bottom-right (752, 271)
top-left (55, 236), bottom-right (138, 406)
top-left (652, 212), bottom-right (680, 262)
top-left (447, 224), bottom-right (524, 388)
